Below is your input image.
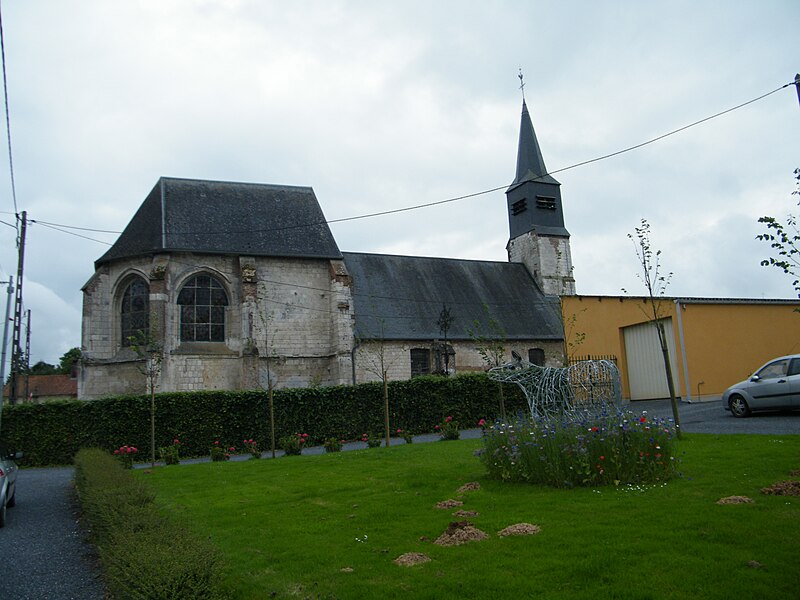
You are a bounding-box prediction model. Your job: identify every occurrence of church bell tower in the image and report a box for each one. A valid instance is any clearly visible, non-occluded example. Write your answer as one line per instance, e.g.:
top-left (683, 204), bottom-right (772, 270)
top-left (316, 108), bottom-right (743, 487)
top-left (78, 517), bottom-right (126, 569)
top-left (506, 97), bottom-right (575, 296)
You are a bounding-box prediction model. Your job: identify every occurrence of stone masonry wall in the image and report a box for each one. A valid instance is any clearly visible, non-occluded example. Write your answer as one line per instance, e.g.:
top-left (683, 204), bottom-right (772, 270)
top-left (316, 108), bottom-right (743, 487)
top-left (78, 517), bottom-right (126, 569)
top-left (354, 339), bottom-right (564, 384)
top-left (508, 233), bottom-right (576, 296)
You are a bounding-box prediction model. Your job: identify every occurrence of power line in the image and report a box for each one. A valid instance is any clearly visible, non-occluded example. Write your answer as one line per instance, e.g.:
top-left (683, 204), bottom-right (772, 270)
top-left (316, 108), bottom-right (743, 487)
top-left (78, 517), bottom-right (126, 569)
top-left (17, 79), bottom-right (799, 242)
top-left (0, 0), bottom-right (18, 220)
top-left (32, 220), bottom-right (113, 245)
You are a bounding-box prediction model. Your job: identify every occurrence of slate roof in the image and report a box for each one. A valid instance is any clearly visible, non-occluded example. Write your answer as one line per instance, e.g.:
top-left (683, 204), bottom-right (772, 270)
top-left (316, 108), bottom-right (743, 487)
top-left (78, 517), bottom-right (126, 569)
top-left (342, 252), bottom-right (564, 341)
top-left (96, 177), bottom-right (342, 266)
top-left (508, 100), bottom-right (560, 191)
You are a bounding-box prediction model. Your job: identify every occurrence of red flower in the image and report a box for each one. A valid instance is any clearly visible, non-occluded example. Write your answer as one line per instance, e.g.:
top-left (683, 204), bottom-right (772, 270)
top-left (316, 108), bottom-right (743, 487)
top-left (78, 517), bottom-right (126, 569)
top-left (590, 426), bottom-right (599, 432)
top-left (229, 447), bottom-right (236, 452)
top-left (639, 416), bottom-right (647, 423)
top-left (478, 419), bottom-right (486, 427)
top-left (396, 429), bottom-right (403, 434)
top-left (445, 416), bottom-right (453, 423)
top-left (299, 438), bottom-right (306, 444)
top-left (435, 425), bottom-right (440, 430)
top-left (599, 455), bottom-right (605, 461)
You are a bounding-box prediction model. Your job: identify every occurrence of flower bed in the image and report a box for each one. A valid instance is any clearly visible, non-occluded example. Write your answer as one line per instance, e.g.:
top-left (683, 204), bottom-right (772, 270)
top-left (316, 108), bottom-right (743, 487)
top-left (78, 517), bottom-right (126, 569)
top-left (479, 409), bottom-right (679, 487)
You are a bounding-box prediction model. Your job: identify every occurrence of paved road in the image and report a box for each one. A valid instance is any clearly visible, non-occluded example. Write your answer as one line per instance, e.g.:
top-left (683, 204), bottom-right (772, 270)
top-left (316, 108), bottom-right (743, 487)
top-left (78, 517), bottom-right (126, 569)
top-left (0, 467), bottom-right (105, 600)
top-left (2, 397), bottom-right (797, 599)
top-left (624, 396), bottom-right (800, 435)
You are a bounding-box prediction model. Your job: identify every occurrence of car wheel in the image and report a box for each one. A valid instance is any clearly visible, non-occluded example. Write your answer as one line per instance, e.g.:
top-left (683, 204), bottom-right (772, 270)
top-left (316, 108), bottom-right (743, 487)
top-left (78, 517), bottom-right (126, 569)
top-left (729, 395), bottom-right (751, 418)
top-left (7, 489), bottom-right (14, 508)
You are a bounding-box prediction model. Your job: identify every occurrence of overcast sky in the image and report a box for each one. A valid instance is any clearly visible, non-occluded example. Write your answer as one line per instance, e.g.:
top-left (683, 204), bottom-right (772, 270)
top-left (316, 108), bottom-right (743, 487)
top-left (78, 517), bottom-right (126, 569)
top-left (0, 1), bottom-right (798, 366)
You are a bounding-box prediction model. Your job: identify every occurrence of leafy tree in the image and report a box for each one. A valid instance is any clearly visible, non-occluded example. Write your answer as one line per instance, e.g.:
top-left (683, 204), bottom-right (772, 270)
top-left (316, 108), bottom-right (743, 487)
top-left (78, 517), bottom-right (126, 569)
top-left (757, 168), bottom-right (800, 301)
top-left (27, 361), bottom-right (58, 375)
top-left (58, 347), bottom-right (82, 375)
top-left (625, 219), bottom-right (682, 438)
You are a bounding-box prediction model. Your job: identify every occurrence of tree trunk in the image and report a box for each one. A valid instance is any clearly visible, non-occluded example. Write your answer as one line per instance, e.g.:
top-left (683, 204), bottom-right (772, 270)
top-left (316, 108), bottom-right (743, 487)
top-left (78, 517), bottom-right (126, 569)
top-left (657, 321), bottom-right (682, 439)
top-left (268, 378), bottom-right (276, 458)
top-left (150, 385), bottom-right (156, 468)
top-left (383, 371), bottom-right (390, 447)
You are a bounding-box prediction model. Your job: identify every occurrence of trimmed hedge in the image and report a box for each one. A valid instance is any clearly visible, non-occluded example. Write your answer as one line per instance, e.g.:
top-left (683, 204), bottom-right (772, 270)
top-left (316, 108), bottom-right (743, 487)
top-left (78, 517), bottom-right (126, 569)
top-left (1, 373), bottom-right (525, 466)
top-left (74, 448), bottom-right (226, 599)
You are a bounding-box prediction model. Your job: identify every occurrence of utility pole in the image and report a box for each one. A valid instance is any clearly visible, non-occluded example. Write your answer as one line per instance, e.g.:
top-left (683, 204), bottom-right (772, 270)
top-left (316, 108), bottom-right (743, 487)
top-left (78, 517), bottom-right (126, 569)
top-left (23, 309), bottom-right (30, 402)
top-left (9, 211), bottom-right (26, 405)
top-left (0, 276), bottom-right (10, 432)
top-left (0, 276), bottom-right (12, 386)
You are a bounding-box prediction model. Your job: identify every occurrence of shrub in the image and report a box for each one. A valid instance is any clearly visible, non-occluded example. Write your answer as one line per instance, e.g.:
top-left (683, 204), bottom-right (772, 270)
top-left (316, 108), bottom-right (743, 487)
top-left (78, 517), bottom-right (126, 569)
top-left (436, 416), bottom-right (460, 441)
top-left (112, 445), bottom-right (138, 469)
top-left (0, 373), bottom-right (525, 466)
top-left (243, 438), bottom-right (260, 459)
top-left (323, 437), bottom-right (343, 453)
top-left (479, 409), bottom-right (679, 488)
top-left (396, 428), bottom-right (413, 444)
top-left (210, 441), bottom-right (232, 461)
top-left (159, 438), bottom-right (181, 465)
top-left (361, 433), bottom-right (382, 448)
top-left (73, 448), bottom-right (226, 599)
top-left (280, 433), bottom-right (308, 456)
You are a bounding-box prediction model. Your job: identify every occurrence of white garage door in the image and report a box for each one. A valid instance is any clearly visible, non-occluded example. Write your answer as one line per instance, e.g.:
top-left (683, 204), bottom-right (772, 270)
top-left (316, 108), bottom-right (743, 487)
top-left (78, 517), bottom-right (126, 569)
top-left (623, 318), bottom-right (681, 401)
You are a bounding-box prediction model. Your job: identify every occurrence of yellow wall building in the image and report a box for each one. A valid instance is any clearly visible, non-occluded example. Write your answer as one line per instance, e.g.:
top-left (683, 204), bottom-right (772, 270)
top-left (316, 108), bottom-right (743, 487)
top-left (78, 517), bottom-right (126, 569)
top-left (561, 295), bottom-right (800, 402)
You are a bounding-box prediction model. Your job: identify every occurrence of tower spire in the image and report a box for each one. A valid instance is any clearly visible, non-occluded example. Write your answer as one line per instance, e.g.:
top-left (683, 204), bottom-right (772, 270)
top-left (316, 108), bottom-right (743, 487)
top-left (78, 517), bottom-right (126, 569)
top-left (504, 78), bottom-right (575, 296)
top-left (510, 96), bottom-right (559, 189)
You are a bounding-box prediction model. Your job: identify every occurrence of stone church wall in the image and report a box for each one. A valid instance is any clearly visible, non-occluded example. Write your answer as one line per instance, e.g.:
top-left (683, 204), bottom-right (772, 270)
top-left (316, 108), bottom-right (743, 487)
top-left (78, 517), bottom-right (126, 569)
top-left (353, 339), bottom-right (564, 384)
top-left (79, 253), bottom-right (355, 399)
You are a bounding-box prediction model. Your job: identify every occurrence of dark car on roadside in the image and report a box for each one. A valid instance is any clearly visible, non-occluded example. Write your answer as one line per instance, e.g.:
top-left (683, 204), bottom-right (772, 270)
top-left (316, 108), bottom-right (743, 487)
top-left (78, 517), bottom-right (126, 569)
top-left (0, 447), bottom-right (21, 527)
top-left (722, 354), bottom-right (800, 418)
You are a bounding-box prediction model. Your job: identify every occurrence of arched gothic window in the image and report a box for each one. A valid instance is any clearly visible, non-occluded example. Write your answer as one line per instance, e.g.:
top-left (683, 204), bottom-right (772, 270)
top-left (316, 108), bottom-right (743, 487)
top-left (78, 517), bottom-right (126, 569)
top-left (120, 278), bottom-right (149, 346)
top-left (177, 274), bottom-right (228, 342)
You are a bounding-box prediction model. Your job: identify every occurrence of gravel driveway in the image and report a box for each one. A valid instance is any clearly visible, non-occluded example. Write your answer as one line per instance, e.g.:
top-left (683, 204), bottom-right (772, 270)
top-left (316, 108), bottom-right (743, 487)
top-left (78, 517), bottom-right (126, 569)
top-left (0, 467), bottom-right (105, 600)
top-left (1, 397), bottom-right (797, 599)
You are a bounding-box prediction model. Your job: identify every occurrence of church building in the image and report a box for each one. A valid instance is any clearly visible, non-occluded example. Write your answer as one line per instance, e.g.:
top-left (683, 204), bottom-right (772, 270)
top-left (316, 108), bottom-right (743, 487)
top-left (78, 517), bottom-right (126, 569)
top-left (78, 100), bottom-right (574, 399)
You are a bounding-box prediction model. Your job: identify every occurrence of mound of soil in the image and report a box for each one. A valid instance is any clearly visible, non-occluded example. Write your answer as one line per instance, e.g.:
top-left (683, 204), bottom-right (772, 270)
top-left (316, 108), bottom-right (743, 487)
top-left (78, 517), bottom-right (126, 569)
top-left (435, 499), bottom-right (464, 509)
top-left (453, 510), bottom-right (480, 517)
top-left (716, 496), bottom-right (754, 505)
top-left (761, 480), bottom-right (800, 496)
top-left (457, 482), bottom-right (481, 493)
top-left (434, 521), bottom-right (488, 547)
top-left (394, 552), bottom-right (431, 567)
top-left (497, 523), bottom-right (541, 537)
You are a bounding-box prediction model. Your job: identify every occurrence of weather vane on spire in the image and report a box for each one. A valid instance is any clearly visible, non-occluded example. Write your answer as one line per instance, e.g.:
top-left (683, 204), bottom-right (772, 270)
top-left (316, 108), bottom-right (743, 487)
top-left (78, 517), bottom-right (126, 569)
top-left (518, 67), bottom-right (526, 101)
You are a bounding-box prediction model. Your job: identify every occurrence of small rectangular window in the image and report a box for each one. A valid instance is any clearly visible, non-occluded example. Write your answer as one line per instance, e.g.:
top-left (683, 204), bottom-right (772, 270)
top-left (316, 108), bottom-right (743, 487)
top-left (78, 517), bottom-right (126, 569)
top-left (528, 348), bottom-right (545, 366)
top-left (511, 199), bottom-right (527, 215)
top-left (410, 348), bottom-right (431, 377)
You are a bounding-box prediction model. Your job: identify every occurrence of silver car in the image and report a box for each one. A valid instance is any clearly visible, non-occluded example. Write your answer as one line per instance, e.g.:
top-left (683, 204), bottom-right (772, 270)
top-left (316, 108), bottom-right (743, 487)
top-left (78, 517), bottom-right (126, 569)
top-left (723, 354), bottom-right (800, 418)
top-left (0, 448), bottom-right (21, 527)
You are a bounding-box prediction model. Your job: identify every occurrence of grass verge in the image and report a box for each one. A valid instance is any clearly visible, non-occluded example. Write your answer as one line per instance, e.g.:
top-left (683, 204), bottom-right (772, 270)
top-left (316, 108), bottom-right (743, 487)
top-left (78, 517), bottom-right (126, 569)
top-left (141, 434), bottom-right (800, 599)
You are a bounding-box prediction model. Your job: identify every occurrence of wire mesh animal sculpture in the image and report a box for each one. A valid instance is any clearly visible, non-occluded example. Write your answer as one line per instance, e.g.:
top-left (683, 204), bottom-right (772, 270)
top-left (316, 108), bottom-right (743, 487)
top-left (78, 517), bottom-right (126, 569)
top-left (489, 353), bottom-right (621, 421)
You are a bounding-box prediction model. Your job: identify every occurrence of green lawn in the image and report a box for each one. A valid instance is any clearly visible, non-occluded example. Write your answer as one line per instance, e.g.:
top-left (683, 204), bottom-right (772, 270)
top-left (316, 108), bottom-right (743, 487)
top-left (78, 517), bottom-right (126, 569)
top-left (142, 435), bottom-right (800, 599)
